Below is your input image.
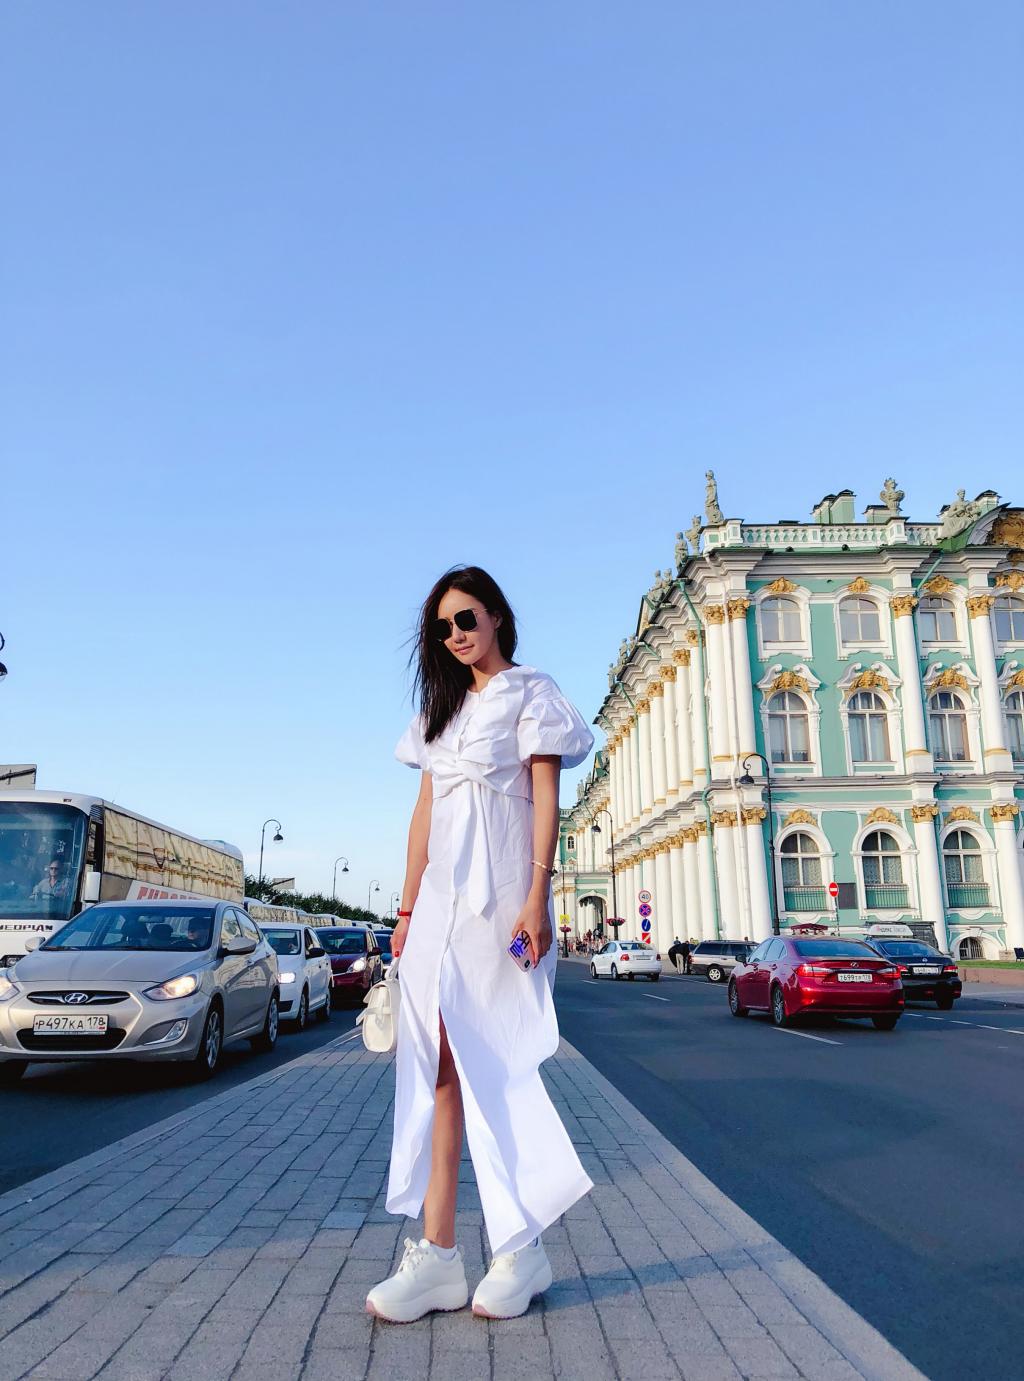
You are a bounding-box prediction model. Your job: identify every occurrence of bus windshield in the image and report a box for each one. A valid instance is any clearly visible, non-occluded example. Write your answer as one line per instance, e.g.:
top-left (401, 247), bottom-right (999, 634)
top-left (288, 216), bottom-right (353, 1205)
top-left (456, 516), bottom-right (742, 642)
top-left (0, 802), bottom-right (88, 923)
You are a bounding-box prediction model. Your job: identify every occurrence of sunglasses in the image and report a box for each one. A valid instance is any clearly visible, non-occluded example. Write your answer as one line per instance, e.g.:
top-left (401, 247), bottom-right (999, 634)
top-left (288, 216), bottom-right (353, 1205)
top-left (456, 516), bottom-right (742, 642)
top-left (430, 608), bottom-right (479, 642)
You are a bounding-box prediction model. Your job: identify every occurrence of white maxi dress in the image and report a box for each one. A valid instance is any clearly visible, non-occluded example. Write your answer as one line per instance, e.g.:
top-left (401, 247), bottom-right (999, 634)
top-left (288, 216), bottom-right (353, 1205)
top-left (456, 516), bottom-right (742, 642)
top-left (388, 664), bottom-right (595, 1256)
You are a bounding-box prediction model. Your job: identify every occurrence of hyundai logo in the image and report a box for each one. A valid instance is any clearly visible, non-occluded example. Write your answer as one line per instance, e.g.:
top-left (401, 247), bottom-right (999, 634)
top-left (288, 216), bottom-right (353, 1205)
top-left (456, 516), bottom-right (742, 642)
top-left (62, 992), bottom-right (89, 1005)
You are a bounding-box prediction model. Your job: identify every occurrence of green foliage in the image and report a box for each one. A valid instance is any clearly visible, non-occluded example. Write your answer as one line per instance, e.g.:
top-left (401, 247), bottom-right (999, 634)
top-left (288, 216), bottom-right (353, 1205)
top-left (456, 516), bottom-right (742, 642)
top-left (243, 875), bottom-right (389, 928)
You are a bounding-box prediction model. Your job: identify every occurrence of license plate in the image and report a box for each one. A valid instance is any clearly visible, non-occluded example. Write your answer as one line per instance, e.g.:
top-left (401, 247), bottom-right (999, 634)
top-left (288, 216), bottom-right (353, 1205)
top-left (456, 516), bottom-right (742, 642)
top-left (32, 1013), bottom-right (108, 1035)
top-left (914, 966), bottom-right (940, 974)
top-left (837, 973), bottom-right (872, 983)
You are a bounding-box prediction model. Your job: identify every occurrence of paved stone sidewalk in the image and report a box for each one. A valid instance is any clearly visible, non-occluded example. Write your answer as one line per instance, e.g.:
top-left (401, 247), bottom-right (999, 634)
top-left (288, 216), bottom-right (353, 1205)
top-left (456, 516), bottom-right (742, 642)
top-left (0, 1031), bottom-right (925, 1381)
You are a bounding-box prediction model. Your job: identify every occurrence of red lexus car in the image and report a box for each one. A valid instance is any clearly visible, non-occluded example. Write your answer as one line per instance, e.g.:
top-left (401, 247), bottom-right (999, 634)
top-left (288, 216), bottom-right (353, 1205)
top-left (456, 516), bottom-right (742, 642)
top-left (728, 935), bottom-right (904, 1030)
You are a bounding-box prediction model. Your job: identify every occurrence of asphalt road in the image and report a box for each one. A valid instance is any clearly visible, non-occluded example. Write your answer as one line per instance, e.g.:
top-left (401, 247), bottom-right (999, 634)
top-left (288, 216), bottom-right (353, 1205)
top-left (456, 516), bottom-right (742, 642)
top-left (0, 1005), bottom-right (358, 1197)
top-left (554, 960), bottom-right (1024, 1381)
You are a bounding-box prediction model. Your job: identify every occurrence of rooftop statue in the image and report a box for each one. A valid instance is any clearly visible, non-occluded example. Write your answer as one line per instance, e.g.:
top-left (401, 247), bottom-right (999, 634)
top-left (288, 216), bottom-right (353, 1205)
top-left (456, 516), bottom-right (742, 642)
top-left (880, 477), bottom-right (904, 514)
top-left (675, 531), bottom-right (689, 568)
top-left (685, 513), bottom-right (702, 551)
top-left (705, 470), bottom-right (724, 525)
top-left (939, 489), bottom-right (980, 540)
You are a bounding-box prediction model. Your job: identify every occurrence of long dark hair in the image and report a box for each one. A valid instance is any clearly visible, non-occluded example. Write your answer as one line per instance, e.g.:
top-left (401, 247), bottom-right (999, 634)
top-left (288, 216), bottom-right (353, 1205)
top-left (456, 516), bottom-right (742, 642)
top-left (411, 565), bottom-right (518, 743)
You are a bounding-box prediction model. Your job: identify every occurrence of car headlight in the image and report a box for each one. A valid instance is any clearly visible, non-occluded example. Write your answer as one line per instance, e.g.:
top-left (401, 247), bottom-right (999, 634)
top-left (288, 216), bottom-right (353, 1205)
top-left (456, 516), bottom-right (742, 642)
top-left (349, 958), bottom-right (366, 974)
top-left (144, 974), bottom-right (200, 1001)
top-left (279, 971), bottom-right (296, 983)
top-left (0, 972), bottom-right (19, 1001)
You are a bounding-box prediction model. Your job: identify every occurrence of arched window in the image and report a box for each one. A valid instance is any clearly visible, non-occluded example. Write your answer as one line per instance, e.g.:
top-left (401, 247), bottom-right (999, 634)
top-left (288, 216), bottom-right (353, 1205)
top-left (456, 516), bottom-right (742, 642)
top-left (839, 597), bottom-right (880, 642)
top-left (994, 595), bottom-right (1024, 642)
top-left (861, 830), bottom-right (907, 908)
top-left (767, 691), bottom-right (811, 763)
top-left (848, 691), bottom-right (891, 762)
top-left (959, 936), bottom-right (984, 959)
top-left (929, 690), bottom-right (969, 762)
top-left (761, 597), bottom-right (801, 643)
top-left (918, 596), bottom-right (957, 643)
top-left (1006, 689), bottom-right (1024, 762)
top-left (780, 833), bottom-right (823, 911)
top-left (566, 835), bottom-right (576, 853)
top-left (943, 830), bottom-right (989, 908)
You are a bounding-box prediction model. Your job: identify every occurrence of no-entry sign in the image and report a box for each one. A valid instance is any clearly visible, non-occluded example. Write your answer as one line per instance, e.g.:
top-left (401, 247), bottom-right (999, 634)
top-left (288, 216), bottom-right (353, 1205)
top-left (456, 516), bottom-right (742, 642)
top-left (828, 881), bottom-right (839, 899)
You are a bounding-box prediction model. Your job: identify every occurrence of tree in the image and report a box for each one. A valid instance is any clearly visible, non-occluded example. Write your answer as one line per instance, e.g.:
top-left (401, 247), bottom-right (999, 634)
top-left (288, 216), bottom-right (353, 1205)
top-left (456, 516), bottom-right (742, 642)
top-left (243, 875), bottom-right (386, 927)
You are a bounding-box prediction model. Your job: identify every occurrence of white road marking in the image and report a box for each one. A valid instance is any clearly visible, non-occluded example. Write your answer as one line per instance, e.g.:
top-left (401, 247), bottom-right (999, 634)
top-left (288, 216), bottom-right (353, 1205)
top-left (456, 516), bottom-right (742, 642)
top-left (583, 979), bottom-right (601, 985)
top-left (773, 1027), bottom-right (843, 1046)
top-left (643, 994), bottom-right (670, 1002)
top-left (903, 1012), bottom-right (1024, 1036)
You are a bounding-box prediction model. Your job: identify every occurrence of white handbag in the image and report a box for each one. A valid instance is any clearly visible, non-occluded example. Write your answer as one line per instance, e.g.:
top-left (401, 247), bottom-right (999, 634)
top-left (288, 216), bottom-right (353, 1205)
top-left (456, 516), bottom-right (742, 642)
top-left (356, 957), bottom-right (400, 1053)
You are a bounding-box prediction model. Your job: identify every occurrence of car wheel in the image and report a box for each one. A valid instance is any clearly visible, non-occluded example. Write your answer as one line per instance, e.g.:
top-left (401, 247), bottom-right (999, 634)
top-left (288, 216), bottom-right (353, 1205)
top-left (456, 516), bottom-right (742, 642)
top-left (317, 983), bottom-right (332, 1023)
top-left (590, 964), bottom-right (598, 978)
top-left (0, 1060), bottom-right (27, 1085)
top-left (770, 985), bottom-right (788, 1027)
top-left (611, 964), bottom-right (619, 980)
top-left (707, 964), bottom-right (724, 984)
top-left (650, 974), bottom-right (660, 982)
top-left (190, 1004), bottom-right (223, 1080)
top-left (628, 972), bottom-right (635, 981)
top-left (250, 993), bottom-right (279, 1053)
top-left (728, 979), bottom-right (748, 1017)
top-left (936, 994), bottom-right (955, 1011)
top-left (294, 987), bottom-right (309, 1031)
top-left (872, 1015), bottom-right (900, 1031)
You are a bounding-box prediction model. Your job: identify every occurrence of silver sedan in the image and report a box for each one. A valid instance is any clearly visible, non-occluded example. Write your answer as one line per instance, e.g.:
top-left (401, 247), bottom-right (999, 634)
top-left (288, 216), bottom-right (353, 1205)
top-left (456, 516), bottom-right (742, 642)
top-left (0, 900), bottom-right (280, 1083)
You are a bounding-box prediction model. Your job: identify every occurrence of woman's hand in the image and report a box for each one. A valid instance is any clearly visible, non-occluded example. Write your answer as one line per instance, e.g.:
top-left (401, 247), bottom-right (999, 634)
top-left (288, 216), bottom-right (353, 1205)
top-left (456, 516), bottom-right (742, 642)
top-left (511, 893), bottom-right (552, 969)
top-left (391, 914), bottom-right (412, 960)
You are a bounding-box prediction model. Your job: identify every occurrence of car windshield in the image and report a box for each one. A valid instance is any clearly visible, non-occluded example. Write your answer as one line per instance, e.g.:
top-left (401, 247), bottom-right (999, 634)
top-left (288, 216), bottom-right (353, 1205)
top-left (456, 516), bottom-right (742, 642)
top-left (265, 928), bottom-right (302, 956)
top-left (44, 907), bottom-right (215, 951)
top-left (792, 940), bottom-right (878, 958)
top-left (374, 932), bottom-right (393, 953)
top-left (876, 941), bottom-right (940, 958)
top-left (317, 930), bottom-right (365, 955)
top-left (0, 801), bottom-right (88, 923)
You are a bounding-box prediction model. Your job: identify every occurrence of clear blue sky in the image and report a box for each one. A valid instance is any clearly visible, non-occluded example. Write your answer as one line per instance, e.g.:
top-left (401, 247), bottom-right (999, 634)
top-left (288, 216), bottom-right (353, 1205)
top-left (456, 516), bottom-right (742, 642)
top-left (2, 3), bottom-right (1021, 911)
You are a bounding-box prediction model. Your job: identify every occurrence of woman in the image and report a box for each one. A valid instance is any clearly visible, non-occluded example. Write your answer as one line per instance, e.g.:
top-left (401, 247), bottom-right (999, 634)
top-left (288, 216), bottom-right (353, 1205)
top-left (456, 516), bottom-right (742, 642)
top-left (366, 565), bottom-right (594, 1324)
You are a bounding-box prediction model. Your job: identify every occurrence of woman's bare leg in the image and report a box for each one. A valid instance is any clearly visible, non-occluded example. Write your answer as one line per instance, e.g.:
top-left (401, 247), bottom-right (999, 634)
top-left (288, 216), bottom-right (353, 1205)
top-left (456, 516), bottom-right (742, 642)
top-left (422, 1015), bottom-right (463, 1248)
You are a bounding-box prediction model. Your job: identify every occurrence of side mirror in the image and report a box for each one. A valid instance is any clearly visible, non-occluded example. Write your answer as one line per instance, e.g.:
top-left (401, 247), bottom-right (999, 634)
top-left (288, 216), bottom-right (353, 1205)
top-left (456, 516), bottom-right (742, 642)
top-left (82, 871), bottom-right (101, 904)
top-left (24, 935), bottom-right (42, 953)
top-left (308, 946), bottom-right (325, 958)
top-left (221, 934), bottom-right (257, 956)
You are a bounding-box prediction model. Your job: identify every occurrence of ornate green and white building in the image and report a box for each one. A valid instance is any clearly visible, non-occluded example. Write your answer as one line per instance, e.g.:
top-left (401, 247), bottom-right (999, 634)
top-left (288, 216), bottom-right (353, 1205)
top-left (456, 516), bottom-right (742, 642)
top-left (558, 480), bottom-right (1024, 960)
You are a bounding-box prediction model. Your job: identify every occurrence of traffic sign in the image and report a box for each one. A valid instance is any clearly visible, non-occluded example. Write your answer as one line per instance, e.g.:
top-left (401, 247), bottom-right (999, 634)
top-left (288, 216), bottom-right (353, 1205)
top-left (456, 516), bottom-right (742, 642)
top-left (558, 914), bottom-right (570, 923)
top-left (638, 903), bottom-right (652, 918)
top-left (640, 918), bottom-right (651, 934)
top-left (828, 881), bottom-right (839, 898)
top-left (638, 889), bottom-right (652, 903)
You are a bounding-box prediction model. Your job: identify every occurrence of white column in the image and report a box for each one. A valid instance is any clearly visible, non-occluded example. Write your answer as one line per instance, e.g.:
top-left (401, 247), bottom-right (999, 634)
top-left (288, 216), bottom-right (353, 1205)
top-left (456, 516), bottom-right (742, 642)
top-left (668, 835), bottom-right (687, 942)
top-left (621, 726), bottom-right (636, 824)
top-left (675, 652), bottom-right (695, 789)
top-left (683, 831), bottom-right (702, 943)
top-left (992, 807), bottom-right (1024, 952)
top-left (704, 606), bottom-right (731, 768)
top-left (662, 670), bottom-right (680, 798)
top-left (695, 824), bottom-right (717, 940)
top-left (728, 598), bottom-right (758, 759)
top-left (891, 594), bottom-right (930, 764)
top-left (969, 595), bottom-right (1013, 770)
top-left (742, 808), bottom-right (772, 942)
top-left (713, 817), bottom-right (740, 939)
top-left (910, 805), bottom-right (947, 952)
top-left (650, 684), bottom-right (668, 807)
top-left (637, 701), bottom-right (654, 816)
top-left (654, 844), bottom-right (672, 953)
top-left (607, 742), bottom-right (622, 834)
top-left (629, 724), bottom-right (642, 822)
top-left (689, 636), bottom-right (710, 783)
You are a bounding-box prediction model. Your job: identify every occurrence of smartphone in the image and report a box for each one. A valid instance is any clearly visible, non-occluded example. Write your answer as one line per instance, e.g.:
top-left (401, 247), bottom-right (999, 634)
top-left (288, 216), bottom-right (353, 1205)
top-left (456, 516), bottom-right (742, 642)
top-left (507, 931), bottom-right (533, 971)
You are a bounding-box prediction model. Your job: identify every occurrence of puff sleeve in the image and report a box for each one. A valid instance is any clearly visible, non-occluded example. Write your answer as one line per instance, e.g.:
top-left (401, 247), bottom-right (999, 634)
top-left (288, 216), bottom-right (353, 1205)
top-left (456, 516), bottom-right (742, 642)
top-left (516, 673), bottom-right (595, 769)
top-left (395, 714), bottom-right (429, 770)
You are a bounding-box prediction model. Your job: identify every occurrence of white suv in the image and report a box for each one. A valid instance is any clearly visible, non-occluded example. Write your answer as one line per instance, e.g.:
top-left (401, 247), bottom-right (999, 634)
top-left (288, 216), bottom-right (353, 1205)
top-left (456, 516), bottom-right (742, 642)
top-left (590, 940), bottom-right (662, 982)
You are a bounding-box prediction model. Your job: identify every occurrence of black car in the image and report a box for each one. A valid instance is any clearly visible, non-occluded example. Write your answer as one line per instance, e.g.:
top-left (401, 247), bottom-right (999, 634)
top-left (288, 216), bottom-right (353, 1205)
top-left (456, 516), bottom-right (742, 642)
top-left (863, 938), bottom-right (962, 1009)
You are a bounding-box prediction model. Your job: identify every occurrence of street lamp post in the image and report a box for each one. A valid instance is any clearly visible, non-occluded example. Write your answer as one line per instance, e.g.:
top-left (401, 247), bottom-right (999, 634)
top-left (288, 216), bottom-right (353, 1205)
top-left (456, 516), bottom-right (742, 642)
top-left (389, 891), bottom-right (400, 920)
top-left (738, 753), bottom-right (779, 935)
top-left (257, 818), bottom-right (283, 892)
top-left (332, 856), bottom-right (349, 899)
top-left (367, 879), bottom-right (381, 912)
top-left (590, 806), bottom-right (618, 936)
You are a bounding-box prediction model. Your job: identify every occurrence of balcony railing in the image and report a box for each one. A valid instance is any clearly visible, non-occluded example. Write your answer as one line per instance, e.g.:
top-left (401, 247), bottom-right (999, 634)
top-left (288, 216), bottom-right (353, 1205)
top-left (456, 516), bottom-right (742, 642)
top-left (783, 886), bottom-right (828, 912)
top-left (946, 882), bottom-right (990, 909)
top-left (864, 884), bottom-right (909, 910)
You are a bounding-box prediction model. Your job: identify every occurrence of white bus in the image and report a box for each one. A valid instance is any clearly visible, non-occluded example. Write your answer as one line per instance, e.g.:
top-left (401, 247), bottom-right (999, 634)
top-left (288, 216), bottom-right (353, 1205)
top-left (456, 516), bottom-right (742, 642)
top-left (0, 790), bottom-right (244, 963)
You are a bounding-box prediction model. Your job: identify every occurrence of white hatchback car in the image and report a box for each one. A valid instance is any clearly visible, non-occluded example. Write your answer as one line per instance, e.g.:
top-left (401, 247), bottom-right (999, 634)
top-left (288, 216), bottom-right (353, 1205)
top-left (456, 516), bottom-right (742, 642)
top-left (591, 940), bottom-right (662, 982)
top-left (261, 923), bottom-right (332, 1029)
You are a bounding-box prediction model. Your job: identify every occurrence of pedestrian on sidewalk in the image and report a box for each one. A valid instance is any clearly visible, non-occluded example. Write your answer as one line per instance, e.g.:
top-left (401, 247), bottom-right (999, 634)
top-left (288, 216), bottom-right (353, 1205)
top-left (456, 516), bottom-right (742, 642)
top-left (667, 937), bottom-right (685, 971)
top-left (367, 564), bottom-right (595, 1326)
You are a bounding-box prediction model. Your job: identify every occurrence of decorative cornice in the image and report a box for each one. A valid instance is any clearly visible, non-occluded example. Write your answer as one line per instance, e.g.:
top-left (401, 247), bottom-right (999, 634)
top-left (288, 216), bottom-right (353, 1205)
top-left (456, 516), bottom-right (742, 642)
top-left (947, 805), bottom-right (979, 823)
top-left (967, 594), bottom-right (996, 617)
top-left (648, 682), bottom-right (665, 699)
top-left (846, 669), bottom-right (891, 696)
top-left (923, 575), bottom-right (957, 597)
top-left (692, 819), bottom-right (708, 837)
top-left (848, 577), bottom-right (871, 595)
top-left (781, 809), bottom-right (815, 827)
top-left (711, 810), bottom-right (740, 828)
top-left (635, 697), bottom-right (650, 713)
top-left (727, 598), bottom-right (751, 621)
top-left (679, 827), bottom-right (697, 844)
top-left (995, 571), bottom-right (1024, 592)
top-left (890, 593), bottom-right (918, 618)
top-left (1007, 669), bottom-right (1024, 688)
top-left (910, 803), bottom-right (939, 823)
top-left (769, 670), bottom-right (810, 694)
top-left (685, 629), bottom-right (700, 646)
top-left (929, 668), bottom-right (969, 691)
top-left (741, 806), bottom-right (767, 825)
top-left (990, 803), bottom-right (1020, 823)
top-left (661, 665), bottom-right (677, 681)
top-left (673, 648), bottom-right (692, 666)
top-left (991, 513), bottom-right (1024, 549)
top-left (764, 577), bottom-right (798, 595)
top-left (865, 807), bottom-right (899, 825)
top-left (703, 604), bottom-right (726, 625)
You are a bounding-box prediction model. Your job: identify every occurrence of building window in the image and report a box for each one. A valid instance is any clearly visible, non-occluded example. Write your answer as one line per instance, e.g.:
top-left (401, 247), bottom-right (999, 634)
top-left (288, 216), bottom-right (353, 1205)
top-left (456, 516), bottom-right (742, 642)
top-left (994, 595), bottom-right (1024, 642)
top-left (944, 830), bottom-right (989, 909)
top-left (767, 691), bottom-right (811, 763)
top-left (780, 833), bottom-right (825, 911)
top-left (861, 830), bottom-right (908, 909)
top-left (761, 597), bottom-right (802, 643)
top-left (566, 835), bottom-right (575, 852)
top-left (928, 690), bottom-right (969, 762)
top-left (959, 936), bottom-right (984, 959)
top-left (918, 596), bottom-right (958, 643)
top-left (1006, 689), bottom-right (1024, 762)
top-left (839, 597), bottom-right (880, 643)
top-left (848, 691), bottom-right (891, 762)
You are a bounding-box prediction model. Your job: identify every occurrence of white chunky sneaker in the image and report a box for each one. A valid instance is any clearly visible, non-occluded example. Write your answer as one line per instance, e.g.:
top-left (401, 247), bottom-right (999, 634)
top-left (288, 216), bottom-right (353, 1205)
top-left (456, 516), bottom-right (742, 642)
top-left (366, 1237), bottom-right (469, 1323)
top-left (471, 1239), bottom-right (553, 1319)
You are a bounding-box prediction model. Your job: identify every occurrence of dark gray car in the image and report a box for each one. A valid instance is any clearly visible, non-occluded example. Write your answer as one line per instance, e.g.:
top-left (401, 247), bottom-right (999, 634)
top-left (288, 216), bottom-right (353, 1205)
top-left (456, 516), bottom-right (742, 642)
top-left (0, 900), bottom-right (279, 1083)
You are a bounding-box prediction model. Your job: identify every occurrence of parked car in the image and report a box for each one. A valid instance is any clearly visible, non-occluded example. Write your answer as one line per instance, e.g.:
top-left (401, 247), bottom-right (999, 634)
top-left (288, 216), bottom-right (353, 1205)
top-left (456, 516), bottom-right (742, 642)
top-left (690, 940), bottom-right (754, 983)
top-left (862, 936), bottom-right (961, 1009)
top-left (316, 926), bottom-right (383, 1004)
top-left (0, 900), bottom-right (279, 1083)
top-left (374, 929), bottom-right (394, 971)
top-left (261, 923), bottom-right (333, 1029)
top-left (728, 936), bottom-right (904, 1030)
top-left (590, 940), bottom-right (662, 981)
